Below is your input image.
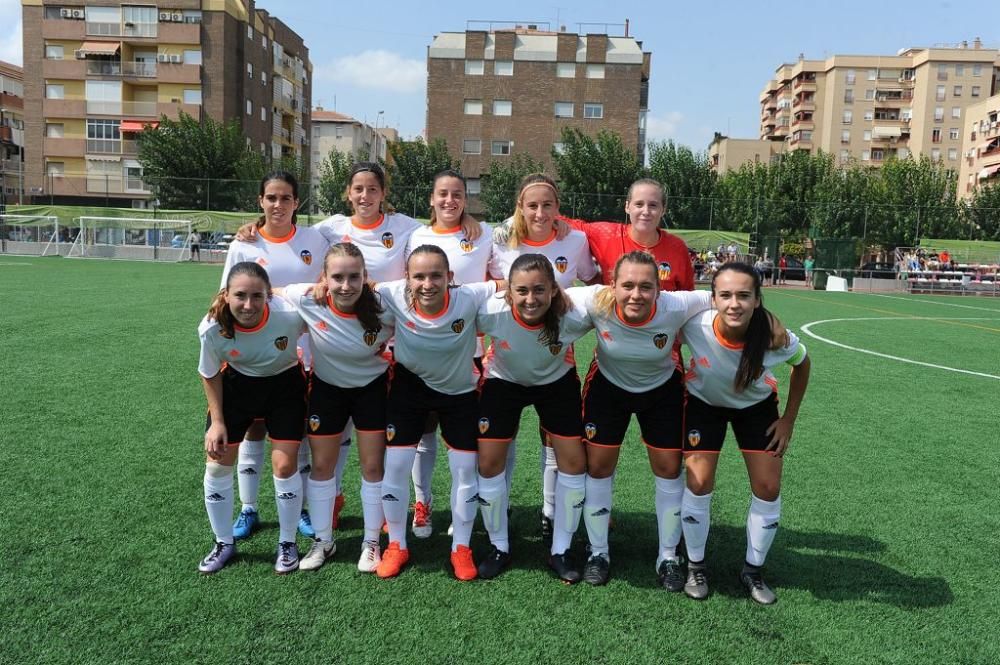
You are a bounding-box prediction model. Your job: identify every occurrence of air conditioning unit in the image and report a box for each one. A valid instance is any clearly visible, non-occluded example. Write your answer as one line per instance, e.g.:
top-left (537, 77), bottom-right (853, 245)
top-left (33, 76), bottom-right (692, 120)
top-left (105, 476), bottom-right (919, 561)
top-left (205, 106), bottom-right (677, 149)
top-left (74, 49), bottom-right (86, 59)
top-left (157, 53), bottom-right (169, 62)
top-left (71, 9), bottom-right (84, 19)
top-left (60, 8), bottom-right (72, 17)
top-left (169, 54), bottom-right (181, 63)
top-left (159, 12), bottom-right (171, 21)
top-left (172, 12), bottom-right (182, 21)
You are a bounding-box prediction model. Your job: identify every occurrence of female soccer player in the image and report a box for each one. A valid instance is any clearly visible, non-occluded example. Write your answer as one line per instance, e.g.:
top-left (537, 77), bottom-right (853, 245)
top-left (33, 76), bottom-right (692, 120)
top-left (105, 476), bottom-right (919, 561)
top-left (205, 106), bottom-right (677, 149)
top-left (475, 253), bottom-right (593, 582)
top-left (197, 261), bottom-right (308, 574)
top-left (374, 245), bottom-right (500, 581)
top-left (568, 251), bottom-right (711, 586)
top-left (222, 171), bottom-right (328, 543)
top-left (278, 243), bottom-right (394, 572)
top-left (679, 263), bottom-right (810, 605)
top-left (489, 173), bottom-right (599, 538)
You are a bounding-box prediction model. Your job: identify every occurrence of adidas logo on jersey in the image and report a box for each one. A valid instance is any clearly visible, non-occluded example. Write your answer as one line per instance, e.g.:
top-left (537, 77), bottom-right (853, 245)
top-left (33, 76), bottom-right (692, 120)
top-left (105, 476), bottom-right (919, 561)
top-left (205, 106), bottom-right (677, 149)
top-left (274, 336), bottom-right (289, 351)
top-left (205, 493), bottom-right (225, 502)
top-left (316, 321), bottom-right (328, 331)
top-left (590, 508), bottom-right (610, 517)
top-left (229, 349), bottom-right (241, 358)
top-left (382, 493), bottom-right (399, 502)
top-left (277, 492), bottom-right (298, 500)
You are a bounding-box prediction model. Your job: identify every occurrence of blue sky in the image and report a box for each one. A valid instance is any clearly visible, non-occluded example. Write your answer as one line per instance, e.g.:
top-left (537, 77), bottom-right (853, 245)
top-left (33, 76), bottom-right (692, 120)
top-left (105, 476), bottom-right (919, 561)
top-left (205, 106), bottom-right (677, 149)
top-left (1, 0), bottom-right (991, 151)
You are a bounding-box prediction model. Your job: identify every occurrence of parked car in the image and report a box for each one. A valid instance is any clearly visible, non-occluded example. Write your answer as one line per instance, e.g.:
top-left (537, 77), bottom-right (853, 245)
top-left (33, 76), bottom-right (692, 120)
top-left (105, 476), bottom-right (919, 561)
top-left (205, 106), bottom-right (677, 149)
top-left (781, 257), bottom-right (806, 281)
top-left (170, 234), bottom-right (186, 248)
top-left (859, 262), bottom-right (897, 279)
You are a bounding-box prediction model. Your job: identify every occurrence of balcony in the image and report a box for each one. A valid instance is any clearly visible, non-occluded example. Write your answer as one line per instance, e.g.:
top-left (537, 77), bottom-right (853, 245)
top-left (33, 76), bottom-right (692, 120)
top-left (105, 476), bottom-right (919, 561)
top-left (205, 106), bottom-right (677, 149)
top-left (86, 139), bottom-right (123, 154)
top-left (86, 100), bottom-right (158, 116)
top-left (86, 21), bottom-right (157, 38)
top-left (43, 99), bottom-right (87, 119)
top-left (42, 18), bottom-right (85, 40)
top-left (793, 77), bottom-right (817, 91)
top-left (157, 63), bottom-right (201, 85)
top-left (122, 61), bottom-right (157, 78)
top-left (158, 102), bottom-right (202, 121)
top-left (44, 137), bottom-right (87, 157)
top-left (43, 58), bottom-right (86, 78)
top-left (791, 119), bottom-right (815, 131)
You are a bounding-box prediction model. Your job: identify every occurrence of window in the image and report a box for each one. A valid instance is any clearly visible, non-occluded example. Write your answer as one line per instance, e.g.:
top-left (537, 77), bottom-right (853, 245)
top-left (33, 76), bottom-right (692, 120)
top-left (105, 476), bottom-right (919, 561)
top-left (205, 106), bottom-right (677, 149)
top-left (334, 125), bottom-right (343, 138)
top-left (937, 64), bottom-right (947, 81)
top-left (948, 148), bottom-right (958, 161)
top-left (262, 72), bottom-right (267, 86)
top-left (462, 139), bottom-right (481, 154)
top-left (861, 150), bottom-right (870, 161)
top-left (842, 110), bottom-right (852, 124)
top-left (953, 85), bottom-right (963, 96)
top-left (181, 89), bottom-right (201, 104)
top-left (934, 107), bottom-right (944, 122)
top-left (46, 162), bottom-right (65, 177)
top-left (466, 178), bottom-right (481, 195)
top-left (931, 148), bottom-right (941, 161)
top-left (45, 84), bottom-right (64, 99)
top-left (122, 5), bottom-right (157, 37)
top-left (840, 148), bottom-right (850, 162)
top-left (246, 99), bottom-right (252, 116)
top-left (247, 25), bottom-right (253, 39)
top-left (840, 130), bottom-right (850, 144)
top-left (586, 64), bottom-right (605, 79)
top-left (863, 130), bottom-right (872, 141)
top-left (262, 35), bottom-right (267, 49)
top-left (184, 50), bottom-right (202, 65)
top-left (949, 127), bottom-right (960, 140)
top-left (556, 62), bottom-right (575, 78)
top-left (932, 128), bottom-right (942, 143)
top-left (465, 60), bottom-right (484, 76)
top-left (867, 69), bottom-right (877, 81)
top-left (871, 149), bottom-right (884, 161)
top-left (972, 85), bottom-right (981, 97)
top-left (463, 99), bottom-right (483, 115)
top-left (44, 7), bottom-right (62, 19)
top-left (492, 99), bottom-right (512, 116)
top-left (864, 88), bottom-right (874, 100)
top-left (260, 106), bottom-right (266, 121)
top-left (554, 102), bottom-right (574, 118)
top-left (247, 62), bottom-right (253, 78)
top-left (583, 103), bottom-right (604, 119)
top-left (553, 142), bottom-right (566, 155)
top-left (86, 6), bottom-right (121, 34)
top-left (845, 69), bottom-right (856, 85)
top-left (46, 123), bottom-right (64, 138)
top-left (844, 89), bottom-right (854, 103)
top-left (952, 107), bottom-right (961, 119)
top-left (491, 140), bottom-right (512, 156)
top-left (936, 85), bottom-right (946, 101)
top-left (45, 45), bottom-right (64, 60)
top-left (494, 60), bottom-right (513, 76)
top-left (955, 64), bottom-right (964, 76)
top-left (973, 64), bottom-right (982, 76)
top-left (864, 109), bottom-right (874, 121)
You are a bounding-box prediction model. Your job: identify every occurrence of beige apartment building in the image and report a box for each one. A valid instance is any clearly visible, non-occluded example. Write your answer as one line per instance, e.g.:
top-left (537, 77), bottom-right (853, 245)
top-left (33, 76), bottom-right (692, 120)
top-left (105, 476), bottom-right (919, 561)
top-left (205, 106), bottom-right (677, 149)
top-left (426, 24), bottom-right (650, 195)
top-left (1, 61), bottom-right (25, 207)
top-left (754, 41), bottom-right (1000, 170)
top-left (309, 108), bottom-right (397, 185)
top-left (22, 0), bottom-right (311, 207)
top-left (708, 136), bottom-right (785, 173)
top-left (957, 94), bottom-right (1000, 198)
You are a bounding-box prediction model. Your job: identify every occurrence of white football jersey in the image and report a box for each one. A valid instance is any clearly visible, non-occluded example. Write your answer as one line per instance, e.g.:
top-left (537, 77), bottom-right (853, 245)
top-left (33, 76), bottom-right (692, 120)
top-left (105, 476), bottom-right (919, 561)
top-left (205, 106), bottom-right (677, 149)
top-left (281, 283), bottom-right (394, 388)
top-left (377, 280), bottom-right (498, 395)
top-left (681, 310), bottom-right (808, 410)
top-left (220, 224), bottom-right (327, 289)
top-left (489, 226), bottom-right (598, 289)
top-left (198, 298), bottom-right (306, 378)
top-left (313, 212), bottom-right (420, 283)
top-left (568, 285), bottom-right (711, 392)
top-left (477, 294), bottom-right (593, 386)
top-left (408, 221), bottom-right (493, 285)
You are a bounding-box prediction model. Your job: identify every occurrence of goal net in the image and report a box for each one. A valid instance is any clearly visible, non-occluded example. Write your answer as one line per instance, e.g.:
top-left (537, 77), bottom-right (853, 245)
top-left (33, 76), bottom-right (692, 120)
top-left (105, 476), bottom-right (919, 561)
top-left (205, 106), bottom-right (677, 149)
top-left (67, 217), bottom-right (193, 261)
top-left (0, 214), bottom-right (61, 256)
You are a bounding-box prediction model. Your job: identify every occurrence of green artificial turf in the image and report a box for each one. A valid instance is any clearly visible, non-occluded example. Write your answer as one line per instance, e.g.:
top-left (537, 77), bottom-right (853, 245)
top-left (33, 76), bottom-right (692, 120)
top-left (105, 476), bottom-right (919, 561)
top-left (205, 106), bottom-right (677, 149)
top-left (1, 256), bottom-right (998, 665)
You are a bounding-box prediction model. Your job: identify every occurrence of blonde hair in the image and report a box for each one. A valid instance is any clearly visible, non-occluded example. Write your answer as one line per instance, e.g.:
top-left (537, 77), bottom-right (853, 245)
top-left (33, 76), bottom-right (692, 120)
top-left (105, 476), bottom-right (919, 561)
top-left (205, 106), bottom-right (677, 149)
top-left (509, 173), bottom-right (559, 249)
top-left (593, 251), bottom-right (659, 317)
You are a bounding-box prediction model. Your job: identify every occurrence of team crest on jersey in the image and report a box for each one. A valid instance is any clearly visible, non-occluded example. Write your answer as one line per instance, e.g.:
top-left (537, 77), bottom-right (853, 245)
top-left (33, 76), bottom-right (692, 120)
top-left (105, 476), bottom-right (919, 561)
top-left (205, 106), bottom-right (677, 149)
top-left (451, 319), bottom-right (465, 334)
top-left (548, 341), bottom-right (564, 356)
top-left (554, 256), bottom-right (569, 273)
top-left (381, 232), bottom-right (395, 249)
top-left (460, 238), bottom-right (474, 253)
top-left (274, 336), bottom-right (289, 350)
top-left (687, 429), bottom-right (702, 448)
top-left (478, 417), bottom-right (490, 434)
top-left (585, 423), bottom-right (597, 440)
top-left (308, 415), bottom-right (321, 432)
top-left (658, 262), bottom-right (671, 281)
top-left (300, 250), bottom-right (313, 265)
top-left (653, 333), bottom-right (669, 349)
top-left (363, 328), bottom-right (380, 346)
top-left (386, 424), bottom-right (396, 442)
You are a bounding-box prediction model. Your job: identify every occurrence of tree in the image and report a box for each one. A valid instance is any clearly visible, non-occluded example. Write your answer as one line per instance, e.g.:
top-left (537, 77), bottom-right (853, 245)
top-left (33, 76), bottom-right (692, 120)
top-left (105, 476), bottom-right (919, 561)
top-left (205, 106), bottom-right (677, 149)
top-left (315, 147), bottom-right (366, 216)
top-left (137, 111), bottom-right (261, 211)
top-left (551, 128), bottom-right (644, 220)
top-left (965, 182), bottom-right (1000, 241)
top-left (646, 140), bottom-right (717, 229)
top-left (479, 153), bottom-right (546, 223)
top-left (384, 137), bottom-right (458, 219)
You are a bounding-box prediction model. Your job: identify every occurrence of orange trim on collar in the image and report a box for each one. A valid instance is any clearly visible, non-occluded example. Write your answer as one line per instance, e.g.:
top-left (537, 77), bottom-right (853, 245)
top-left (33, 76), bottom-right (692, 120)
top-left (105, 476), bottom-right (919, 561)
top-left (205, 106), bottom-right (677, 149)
top-left (352, 213), bottom-right (385, 230)
top-left (615, 301), bottom-right (657, 328)
top-left (431, 223), bottom-right (463, 234)
top-left (713, 314), bottom-right (745, 350)
top-left (327, 295), bottom-right (357, 319)
top-left (414, 290), bottom-right (450, 319)
top-left (627, 227), bottom-right (665, 250)
top-left (258, 225), bottom-right (296, 244)
top-left (512, 303), bottom-right (544, 330)
top-left (522, 229), bottom-right (557, 247)
top-left (234, 304), bottom-right (270, 333)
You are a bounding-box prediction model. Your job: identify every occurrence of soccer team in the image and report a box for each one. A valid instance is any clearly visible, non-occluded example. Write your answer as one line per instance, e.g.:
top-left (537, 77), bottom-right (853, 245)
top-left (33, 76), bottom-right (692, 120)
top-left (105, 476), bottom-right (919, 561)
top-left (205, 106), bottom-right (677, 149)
top-left (196, 164), bottom-right (811, 605)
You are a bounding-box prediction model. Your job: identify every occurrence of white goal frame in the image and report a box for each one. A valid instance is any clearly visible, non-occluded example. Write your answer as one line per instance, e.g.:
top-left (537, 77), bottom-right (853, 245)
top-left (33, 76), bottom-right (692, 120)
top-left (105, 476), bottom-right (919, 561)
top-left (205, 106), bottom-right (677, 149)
top-left (0, 214), bottom-right (61, 256)
top-left (67, 216), bottom-right (194, 262)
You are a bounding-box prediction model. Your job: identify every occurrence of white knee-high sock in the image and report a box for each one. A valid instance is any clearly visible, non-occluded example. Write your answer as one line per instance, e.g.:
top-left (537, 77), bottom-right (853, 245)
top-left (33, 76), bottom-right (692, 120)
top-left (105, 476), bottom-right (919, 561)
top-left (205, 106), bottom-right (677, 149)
top-left (273, 474), bottom-right (303, 544)
top-left (333, 421), bottom-right (354, 496)
top-left (541, 445), bottom-right (557, 519)
top-left (477, 472), bottom-right (509, 552)
top-left (583, 475), bottom-right (613, 558)
top-left (552, 471), bottom-right (585, 555)
top-left (746, 494), bottom-right (781, 567)
top-left (655, 475), bottom-right (685, 565)
top-left (681, 488), bottom-right (713, 563)
top-left (236, 439), bottom-right (265, 510)
top-left (307, 476), bottom-right (337, 543)
top-left (412, 432), bottom-right (438, 506)
top-left (204, 463), bottom-right (235, 544)
top-left (297, 438), bottom-right (311, 511)
top-left (360, 479), bottom-right (384, 543)
top-left (383, 447), bottom-right (417, 549)
top-left (448, 449), bottom-right (479, 550)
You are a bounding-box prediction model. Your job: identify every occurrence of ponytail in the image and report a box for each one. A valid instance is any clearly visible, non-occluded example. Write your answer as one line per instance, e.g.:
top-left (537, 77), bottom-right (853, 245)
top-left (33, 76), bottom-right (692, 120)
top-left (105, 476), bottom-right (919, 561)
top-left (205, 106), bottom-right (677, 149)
top-left (506, 253), bottom-right (567, 347)
top-left (509, 173), bottom-right (559, 248)
top-left (323, 242), bottom-right (384, 332)
top-left (210, 261), bottom-right (272, 339)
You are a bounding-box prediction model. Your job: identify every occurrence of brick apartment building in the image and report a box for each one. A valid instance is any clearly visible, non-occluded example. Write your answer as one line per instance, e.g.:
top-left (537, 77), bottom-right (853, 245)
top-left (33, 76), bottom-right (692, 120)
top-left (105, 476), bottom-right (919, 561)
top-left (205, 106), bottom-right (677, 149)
top-left (0, 61), bottom-right (25, 209)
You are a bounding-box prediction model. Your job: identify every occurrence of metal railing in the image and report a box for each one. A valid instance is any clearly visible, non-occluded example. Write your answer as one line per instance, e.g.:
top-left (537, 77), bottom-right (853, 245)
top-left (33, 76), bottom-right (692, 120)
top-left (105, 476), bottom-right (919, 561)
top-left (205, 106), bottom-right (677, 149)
top-left (86, 138), bottom-right (121, 154)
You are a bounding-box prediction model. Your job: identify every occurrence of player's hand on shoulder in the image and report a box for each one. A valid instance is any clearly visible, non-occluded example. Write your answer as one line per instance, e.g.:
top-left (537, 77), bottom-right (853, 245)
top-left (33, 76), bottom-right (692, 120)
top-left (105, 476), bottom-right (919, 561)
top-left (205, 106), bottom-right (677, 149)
top-left (235, 221), bottom-right (261, 243)
top-left (461, 213), bottom-right (482, 241)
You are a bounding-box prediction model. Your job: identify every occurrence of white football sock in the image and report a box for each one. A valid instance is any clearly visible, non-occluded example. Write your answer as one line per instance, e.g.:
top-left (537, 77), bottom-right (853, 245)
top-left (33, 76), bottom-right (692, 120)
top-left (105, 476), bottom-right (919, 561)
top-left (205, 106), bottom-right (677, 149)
top-left (552, 471), bottom-right (585, 555)
top-left (681, 488), bottom-right (713, 563)
top-left (236, 438), bottom-right (265, 510)
top-left (504, 440), bottom-right (517, 496)
top-left (360, 479), bottom-right (385, 544)
top-left (746, 494), bottom-right (781, 567)
top-left (273, 474), bottom-right (303, 543)
top-left (383, 447), bottom-right (417, 549)
top-left (541, 445), bottom-right (557, 519)
top-left (204, 463), bottom-right (234, 544)
top-left (297, 438), bottom-right (311, 510)
top-left (583, 474), bottom-right (613, 558)
top-left (477, 472), bottom-right (509, 552)
top-left (307, 476), bottom-right (337, 543)
top-left (654, 475), bottom-right (685, 566)
top-left (448, 449), bottom-right (478, 550)
top-left (412, 431), bottom-right (438, 506)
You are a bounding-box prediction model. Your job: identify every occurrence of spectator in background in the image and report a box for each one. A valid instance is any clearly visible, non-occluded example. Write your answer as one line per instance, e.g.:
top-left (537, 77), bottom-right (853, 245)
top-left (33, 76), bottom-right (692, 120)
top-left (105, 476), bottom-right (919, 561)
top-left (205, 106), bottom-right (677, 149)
top-left (778, 254), bottom-right (788, 285)
top-left (189, 231), bottom-right (201, 261)
top-left (804, 255), bottom-right (814, 283)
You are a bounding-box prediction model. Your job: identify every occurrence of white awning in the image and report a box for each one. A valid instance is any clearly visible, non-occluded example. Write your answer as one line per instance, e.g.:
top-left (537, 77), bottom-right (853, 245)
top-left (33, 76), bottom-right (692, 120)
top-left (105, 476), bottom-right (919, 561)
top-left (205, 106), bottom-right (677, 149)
top-left (872, 126), bottom-right (902, 139)
top-left (78, 41), bottom-right (121, 55)
top-left (978, 164), bottom-right (1000, 179)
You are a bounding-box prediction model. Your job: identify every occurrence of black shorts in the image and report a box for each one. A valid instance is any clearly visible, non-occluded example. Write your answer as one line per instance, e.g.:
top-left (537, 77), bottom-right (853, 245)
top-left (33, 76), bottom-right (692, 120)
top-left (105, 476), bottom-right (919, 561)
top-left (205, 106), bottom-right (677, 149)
top-left (683, 392), bottom-right (780, 453)
top-left (208, 364), bottom-right (307, 445)
top-left (581, 364), bottom-right (684, 450)
top-left (478, 368), bottom-right (582, 442)
top-left (307, 371), bottom-right (388, 439)
top-left (386, 363), bottom-right (478, 451)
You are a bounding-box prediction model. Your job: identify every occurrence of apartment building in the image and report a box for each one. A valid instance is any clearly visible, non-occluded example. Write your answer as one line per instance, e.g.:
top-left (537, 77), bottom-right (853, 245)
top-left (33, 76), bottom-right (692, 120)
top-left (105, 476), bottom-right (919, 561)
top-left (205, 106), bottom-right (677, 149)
top-left (309, 108), bottom-right (397, 184)
top-left (707, 135), bottom-right (785, 174)
top-left (0, 61), bottom-right (25, 208)
top-left (22, 0), bottom-right (311, 207)
top-left (426, 24), bottom-right (650, 195)
top-left (756, 40), bottom-right (1000, 169)
top-left (957, 94), bottom-right (1000, 198)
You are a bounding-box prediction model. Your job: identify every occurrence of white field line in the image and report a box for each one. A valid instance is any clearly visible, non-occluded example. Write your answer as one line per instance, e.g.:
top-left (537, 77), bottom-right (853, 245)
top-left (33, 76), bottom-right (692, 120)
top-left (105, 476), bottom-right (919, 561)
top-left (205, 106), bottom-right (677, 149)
top-left (860, 292), bottom-right (1000, 313)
